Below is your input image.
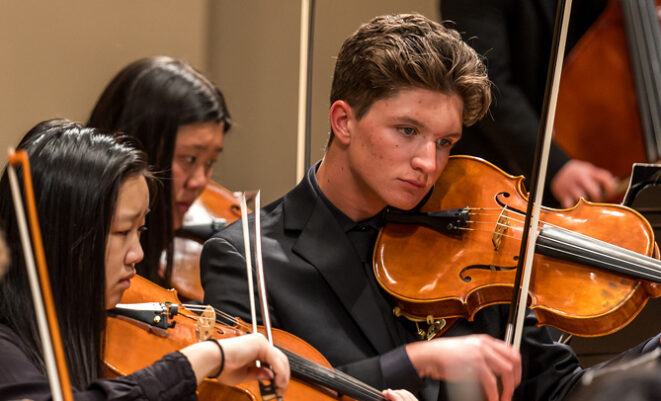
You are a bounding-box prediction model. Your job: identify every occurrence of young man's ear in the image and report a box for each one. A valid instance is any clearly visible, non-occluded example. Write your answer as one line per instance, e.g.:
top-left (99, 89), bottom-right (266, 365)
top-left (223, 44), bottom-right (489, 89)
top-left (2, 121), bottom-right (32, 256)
top-left (329, 100), bottom-right (354, 146)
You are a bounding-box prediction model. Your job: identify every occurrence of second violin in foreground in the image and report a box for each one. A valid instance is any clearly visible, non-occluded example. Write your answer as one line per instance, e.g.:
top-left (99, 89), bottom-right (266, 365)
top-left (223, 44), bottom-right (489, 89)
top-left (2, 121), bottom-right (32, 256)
top-left (106, 275), bottom-right (391, 401)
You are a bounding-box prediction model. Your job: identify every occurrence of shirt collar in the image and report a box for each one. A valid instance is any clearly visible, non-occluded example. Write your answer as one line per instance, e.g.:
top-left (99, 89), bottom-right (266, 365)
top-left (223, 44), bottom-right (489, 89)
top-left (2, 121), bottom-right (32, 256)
top-left (308, 161), bottom-right (385, 232)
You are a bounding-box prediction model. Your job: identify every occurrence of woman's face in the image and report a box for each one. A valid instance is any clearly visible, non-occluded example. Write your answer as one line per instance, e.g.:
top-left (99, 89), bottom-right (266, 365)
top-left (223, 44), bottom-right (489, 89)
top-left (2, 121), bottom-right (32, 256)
top-left (105, 174), bottom-right (150, 309)
top-left (171, 121), bottom-right (224, 230)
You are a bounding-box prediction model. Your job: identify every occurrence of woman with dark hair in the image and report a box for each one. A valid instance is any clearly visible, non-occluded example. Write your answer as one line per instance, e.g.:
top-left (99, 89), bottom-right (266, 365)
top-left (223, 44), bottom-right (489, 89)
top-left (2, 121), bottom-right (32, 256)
top-left (88, 56), bottom-right (230, 287)
top-left (0, 119), bottom-right (289, 400)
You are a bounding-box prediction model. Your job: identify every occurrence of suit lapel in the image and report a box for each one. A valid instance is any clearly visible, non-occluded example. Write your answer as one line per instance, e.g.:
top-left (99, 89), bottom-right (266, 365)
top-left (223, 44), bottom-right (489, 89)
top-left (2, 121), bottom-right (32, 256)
top-left (284, 179), bottom-right (396, 354)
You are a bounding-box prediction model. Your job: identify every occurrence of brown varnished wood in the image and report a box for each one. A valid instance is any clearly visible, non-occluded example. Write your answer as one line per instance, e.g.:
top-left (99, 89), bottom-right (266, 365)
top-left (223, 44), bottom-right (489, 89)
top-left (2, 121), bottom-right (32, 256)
top-left (105, 275), bottom-right (352, 401)
top-left (374, 156), bottom-right (661, 337)
top-left (554, 0), bottom-right (661, 181)
top-left (104, 275), bottom-right (254, 401)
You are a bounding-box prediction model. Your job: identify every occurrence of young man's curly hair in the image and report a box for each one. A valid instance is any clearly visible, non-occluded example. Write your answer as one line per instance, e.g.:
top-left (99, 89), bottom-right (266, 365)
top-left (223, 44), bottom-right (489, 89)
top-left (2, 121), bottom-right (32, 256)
top-left (328, 13), bottom-right (491, 146)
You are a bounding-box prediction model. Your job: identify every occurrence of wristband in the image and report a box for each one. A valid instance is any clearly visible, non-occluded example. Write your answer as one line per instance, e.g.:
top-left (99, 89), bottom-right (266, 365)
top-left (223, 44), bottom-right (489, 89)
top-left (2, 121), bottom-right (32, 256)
top-left (206, 339), bottom-right (225, 378)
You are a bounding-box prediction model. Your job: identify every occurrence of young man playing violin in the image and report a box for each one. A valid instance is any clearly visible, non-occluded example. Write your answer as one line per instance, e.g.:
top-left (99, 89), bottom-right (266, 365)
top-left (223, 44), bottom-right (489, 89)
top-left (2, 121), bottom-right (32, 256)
top-left (201, 13), bottom-right (661, 401)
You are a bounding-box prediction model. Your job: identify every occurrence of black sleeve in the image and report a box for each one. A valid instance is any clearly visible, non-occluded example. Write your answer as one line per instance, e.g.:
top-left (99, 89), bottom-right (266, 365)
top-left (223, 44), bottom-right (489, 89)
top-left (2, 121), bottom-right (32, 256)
top-left (513, 308), bottom-right (661, 401)
top-left (0, 330), bottom-right (197, 401)
top-left (564, 334), bottom-right (661, 399)
top-left (516, 313), bottom-right (583, 401)
top-left (378, 345), bottom-right (426, 392)
top-left (441, 0), bottom-right (570, 179)
top-left (90, 352), bottom-right (197, 401)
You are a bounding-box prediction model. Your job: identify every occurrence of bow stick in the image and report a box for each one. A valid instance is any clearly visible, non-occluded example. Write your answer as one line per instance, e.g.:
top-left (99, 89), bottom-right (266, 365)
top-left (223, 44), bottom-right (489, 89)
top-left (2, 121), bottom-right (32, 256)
top-left (240, 190), bottom-right (282, 401)
top-left (7, 149), bottom-right (73, 401)
top-left (505, 0), bottom-right (574, 349)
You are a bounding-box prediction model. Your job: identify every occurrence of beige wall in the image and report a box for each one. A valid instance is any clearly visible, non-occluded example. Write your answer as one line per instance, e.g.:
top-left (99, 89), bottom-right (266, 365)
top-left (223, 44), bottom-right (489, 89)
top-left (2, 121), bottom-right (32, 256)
top-left (0, 0), bottom-right (209, 165)
top-left (1, 0), bottom-right (438, 203)
top-left (210, 0), bottom-right (439, 202)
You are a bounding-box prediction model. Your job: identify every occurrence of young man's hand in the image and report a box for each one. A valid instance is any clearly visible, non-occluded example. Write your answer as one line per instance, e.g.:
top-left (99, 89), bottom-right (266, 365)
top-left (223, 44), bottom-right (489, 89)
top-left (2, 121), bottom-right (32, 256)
top-left (406, 334), bottom-right (521, 401)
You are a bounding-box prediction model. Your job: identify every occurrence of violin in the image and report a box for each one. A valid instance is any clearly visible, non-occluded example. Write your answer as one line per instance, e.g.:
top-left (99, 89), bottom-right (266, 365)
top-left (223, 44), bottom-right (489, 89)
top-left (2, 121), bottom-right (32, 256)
top-left (374, 155), bottom-right (661, 337)
top-left (105, 274), bottom-right (388, 401)
top-left (167, 180), bottom-right (243, 301)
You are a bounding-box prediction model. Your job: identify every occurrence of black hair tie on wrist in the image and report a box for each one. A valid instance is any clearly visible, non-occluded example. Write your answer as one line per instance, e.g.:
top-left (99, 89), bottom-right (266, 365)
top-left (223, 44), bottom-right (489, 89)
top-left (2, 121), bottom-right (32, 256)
top-left (206, 339), bottom-right (225, 379)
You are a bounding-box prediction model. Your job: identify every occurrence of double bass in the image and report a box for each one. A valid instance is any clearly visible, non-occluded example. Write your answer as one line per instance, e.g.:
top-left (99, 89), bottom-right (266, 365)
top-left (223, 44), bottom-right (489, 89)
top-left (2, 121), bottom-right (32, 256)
top-left (554, 0), bottom-right (661, 362)
top-left (555, 0), bottom-right (661, 182)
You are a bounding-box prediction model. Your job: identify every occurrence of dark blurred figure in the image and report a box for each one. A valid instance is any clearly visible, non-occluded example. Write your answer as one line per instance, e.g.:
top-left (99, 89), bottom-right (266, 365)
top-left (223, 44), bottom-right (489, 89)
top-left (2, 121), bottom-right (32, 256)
top-left (569, 349), bottom-right (661, 401)
top-left (440, 0), bottom-right (615, 208)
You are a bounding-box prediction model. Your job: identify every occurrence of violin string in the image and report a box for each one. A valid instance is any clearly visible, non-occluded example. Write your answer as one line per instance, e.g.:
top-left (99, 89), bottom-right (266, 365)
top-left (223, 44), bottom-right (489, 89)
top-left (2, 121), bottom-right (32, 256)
top-left (466, 209), bottom-right (575, 240)
top-left (278, 347), bottom-right (384, 400)
top-left (467, 211), bottom-right (606, 247)
top-left (202, 308), bottom-right (385, 397)
top-left (422, 205), bottom-right (561, 232)
top-left (467, 207), bottom-right (569, 232)
top-left (180, 304), bottom-right (385, 400)
top-left (465, 220), bottom-right (523, 236)
top-left (459, 217), bottom-right (661, 279)
top-left (455, 226), bottom-right (523, 243)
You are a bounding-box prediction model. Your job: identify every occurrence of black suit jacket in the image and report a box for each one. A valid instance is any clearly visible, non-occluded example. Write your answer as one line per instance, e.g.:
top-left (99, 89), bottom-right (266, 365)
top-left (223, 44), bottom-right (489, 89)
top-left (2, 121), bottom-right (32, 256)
top-left (201, 164), bottom-right (660, 401)
top-left (441, 0), bottom-right (606, 205)
top-left (201, 166), bottom-right (425, 395)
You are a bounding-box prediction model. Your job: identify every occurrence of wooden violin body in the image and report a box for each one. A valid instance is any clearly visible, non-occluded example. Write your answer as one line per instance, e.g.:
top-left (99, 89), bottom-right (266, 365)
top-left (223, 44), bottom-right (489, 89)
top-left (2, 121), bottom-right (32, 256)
top-left (105, 275), bottom-right (360, 400)
top-left (105, 275), bottom-right (251, 401)
top-left (374, 156), bottom-right (661, 337)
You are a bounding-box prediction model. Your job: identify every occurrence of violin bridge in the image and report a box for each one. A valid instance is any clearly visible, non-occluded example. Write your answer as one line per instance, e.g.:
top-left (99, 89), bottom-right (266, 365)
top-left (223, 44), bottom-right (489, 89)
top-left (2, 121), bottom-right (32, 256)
top-left (492, 207), bottom-right (510, 251)
top-left (195, 306), bottom-right (217, 341)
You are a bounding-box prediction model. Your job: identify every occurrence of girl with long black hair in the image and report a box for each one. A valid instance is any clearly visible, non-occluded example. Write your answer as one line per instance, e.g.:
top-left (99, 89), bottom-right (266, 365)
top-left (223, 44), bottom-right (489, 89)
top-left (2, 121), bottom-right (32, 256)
top-left (0, 119), bottom-right (289, 400)
top-left (88, 56), bottom-right (231, 287)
